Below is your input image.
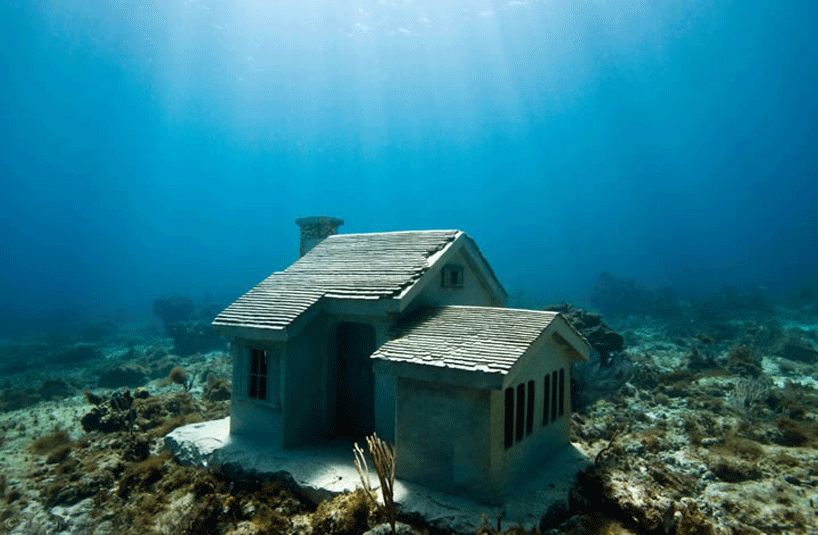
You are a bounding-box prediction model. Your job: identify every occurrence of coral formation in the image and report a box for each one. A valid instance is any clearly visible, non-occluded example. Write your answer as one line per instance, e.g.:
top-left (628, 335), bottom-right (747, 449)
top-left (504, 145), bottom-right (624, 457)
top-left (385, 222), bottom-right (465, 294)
top-left (98, 363), bottom-right (149, 388)
top-left (543, 303), bottom-right (625, 363)
top-left (203, 374), bottom-right (231, 401)
top-left (153, 295), bottom-right (195, 332)
top-left (0, 289), bottom-right (817, 534)
top-left (168, 321), bottom-right (225, 356)
top-left (590, 272), bottom-right (679, 318)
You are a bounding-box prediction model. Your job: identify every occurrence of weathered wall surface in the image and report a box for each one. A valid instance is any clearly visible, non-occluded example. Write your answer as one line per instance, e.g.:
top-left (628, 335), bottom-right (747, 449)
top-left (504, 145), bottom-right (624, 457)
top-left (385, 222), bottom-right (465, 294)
top-left (283, 315), bottom-right (330, 447)
top-left (395, 377), bottom-right (492, 498)
top-left (229, 339), bottom-right (285, 443)
top-left (490, 340), bottom-right (572, 490)
top-left (230, 399), bottom-right (284, 443)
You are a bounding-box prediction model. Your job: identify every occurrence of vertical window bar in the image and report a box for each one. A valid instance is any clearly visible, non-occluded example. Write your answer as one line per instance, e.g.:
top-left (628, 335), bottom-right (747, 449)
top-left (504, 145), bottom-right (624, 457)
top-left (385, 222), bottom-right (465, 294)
top-left (258, 351), bottom-right (268, 400)
top-left (249, 349), bottom-right (259, 398)
top-left (543, 374), bottom-right (550, 426)
top-left (526, 380), bottom-right (534, 436)
top-left (504, 388), bottom-right (514, 449)
top-left (551, 370), bottom-right (558, 422)
top-left (249, 348), bottom-right (268, 401)
top-left (558, 368), bottom-right (565, 417)
top-left (516, 384), bottom-right (525, 442)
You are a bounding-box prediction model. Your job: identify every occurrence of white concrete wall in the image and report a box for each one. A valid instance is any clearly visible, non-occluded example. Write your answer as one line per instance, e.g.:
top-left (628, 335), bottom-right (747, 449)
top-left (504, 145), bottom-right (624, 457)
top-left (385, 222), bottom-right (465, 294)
top-left (489, 341), bottom-right (573, 490)
top-left (372, 318), bottom-right (396, 442)
top-left (230, 398), bottom-right (284, 443)
top-left (229, 339), bottom-right (285, 443)
top-left (395, 377), bottom-right (492, 498)
top-left (374, 373), bottom-right (396, 442)
top-left (281, 315), bottom-right (330, 447)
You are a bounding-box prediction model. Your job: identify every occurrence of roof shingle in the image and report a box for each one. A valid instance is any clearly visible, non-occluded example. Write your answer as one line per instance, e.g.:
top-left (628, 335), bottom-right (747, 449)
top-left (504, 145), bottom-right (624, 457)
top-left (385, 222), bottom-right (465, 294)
top-left (371, 306), bottom-right (561, 374)
top-left (213, 230), bottom-right (460, 330)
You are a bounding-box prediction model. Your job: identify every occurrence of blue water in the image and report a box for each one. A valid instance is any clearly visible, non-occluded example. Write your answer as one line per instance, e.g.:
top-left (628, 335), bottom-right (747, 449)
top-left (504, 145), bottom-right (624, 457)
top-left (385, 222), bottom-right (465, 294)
top-left (1, 0), bottom-right (815, 323)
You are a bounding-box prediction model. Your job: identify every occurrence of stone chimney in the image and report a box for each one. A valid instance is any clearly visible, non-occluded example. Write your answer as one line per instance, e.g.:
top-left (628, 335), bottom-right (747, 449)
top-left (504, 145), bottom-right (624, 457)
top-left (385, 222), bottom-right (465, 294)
top-left (295, 216), bottom-right (344, 257)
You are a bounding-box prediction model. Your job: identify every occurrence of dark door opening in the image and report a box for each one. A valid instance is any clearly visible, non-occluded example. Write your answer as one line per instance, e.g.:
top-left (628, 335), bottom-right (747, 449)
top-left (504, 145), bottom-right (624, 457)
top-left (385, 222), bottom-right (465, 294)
top-left (336, 322), bottom-right (376, 437)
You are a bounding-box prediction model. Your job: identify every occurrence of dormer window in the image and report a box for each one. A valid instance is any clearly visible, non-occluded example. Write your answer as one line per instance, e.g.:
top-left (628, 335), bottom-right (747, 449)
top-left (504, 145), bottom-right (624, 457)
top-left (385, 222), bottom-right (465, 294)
top-left (441, 264), bottom-right (464, 288)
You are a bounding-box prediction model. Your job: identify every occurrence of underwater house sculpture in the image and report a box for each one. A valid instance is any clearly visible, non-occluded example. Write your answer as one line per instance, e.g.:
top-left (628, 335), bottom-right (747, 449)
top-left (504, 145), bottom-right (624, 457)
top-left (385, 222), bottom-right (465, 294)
top-left (212, 216), bottom-right (591, 499)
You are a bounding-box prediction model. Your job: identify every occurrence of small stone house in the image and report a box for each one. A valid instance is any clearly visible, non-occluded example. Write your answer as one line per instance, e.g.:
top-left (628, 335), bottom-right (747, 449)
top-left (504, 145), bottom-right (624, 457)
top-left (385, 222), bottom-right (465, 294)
top-left (212, 217), bottom-right (590, 499)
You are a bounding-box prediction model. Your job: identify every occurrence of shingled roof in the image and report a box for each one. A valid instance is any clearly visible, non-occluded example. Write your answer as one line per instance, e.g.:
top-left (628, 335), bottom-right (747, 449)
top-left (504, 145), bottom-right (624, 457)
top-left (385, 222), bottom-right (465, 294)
top-left (213, 230), bottom-right (463, 331)
top-left (372, 306), bottom-right (590, 388)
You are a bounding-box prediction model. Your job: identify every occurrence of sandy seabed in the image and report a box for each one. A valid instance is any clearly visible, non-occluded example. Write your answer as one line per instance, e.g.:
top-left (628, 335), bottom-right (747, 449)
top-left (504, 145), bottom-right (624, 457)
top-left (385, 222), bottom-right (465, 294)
top-left (1, 304), bottom-right (818, 535)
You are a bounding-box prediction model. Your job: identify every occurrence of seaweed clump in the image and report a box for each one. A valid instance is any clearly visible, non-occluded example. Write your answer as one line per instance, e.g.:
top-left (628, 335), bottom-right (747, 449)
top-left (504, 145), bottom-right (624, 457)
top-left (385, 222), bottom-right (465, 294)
top-left (311, 488), bottom-right (378, 535)
top-left (167, 366), bottom-right (190, 391)
top-left (725, 344), bottom-right (763, 377)
top-left (29, 427), bottom-right (72, 456)
top-left (118, 452), bottom-right (171, 498)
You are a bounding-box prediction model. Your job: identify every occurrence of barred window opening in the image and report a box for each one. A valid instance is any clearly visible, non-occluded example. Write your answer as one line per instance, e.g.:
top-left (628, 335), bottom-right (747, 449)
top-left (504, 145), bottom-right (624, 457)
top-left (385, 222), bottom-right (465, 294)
top-left (249, 348), bottom-right (268, 401)
top-left (543, 374), bottom-right (551, 426)
top-left (504, 387), bottom-right (514, 449)
top-left (515, 384), bottom-right (525, 442)
top-left (526, 380), bottom-right (534, 436)
top-left (558, 368), bottom-right (565, 417)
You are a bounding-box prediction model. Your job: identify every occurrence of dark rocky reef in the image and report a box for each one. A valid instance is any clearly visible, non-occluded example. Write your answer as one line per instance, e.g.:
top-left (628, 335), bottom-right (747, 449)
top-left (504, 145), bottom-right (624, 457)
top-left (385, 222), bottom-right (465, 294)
top-left (81, 389), bottom-right (139, 433)
top-left (78, 320), bottom-right (119, 343)
top-left (153, 295), bottom-right (195, 332)
top-left (152, 294), bottom-right (226, 355)
top-left (775, 335), bottom-right (818, 363)
top-left (691, 285), bottom-right (772, 322)
top-left (544, 303), bottom-right (624, 364)
top-left (0, 376), bottom-right (81, 412)
top-left (168, 320), bottom-right (225, 356)
top-left (544, 303), bottom-right (633, 412)
top-left (98, 363), bottom-right (150, 389)
top-left (49, 343), bottom-right (100, 367)
top-left (590, 272), bottom-right (679, 318)
top-left (80, 388), bottom-right (215, 436)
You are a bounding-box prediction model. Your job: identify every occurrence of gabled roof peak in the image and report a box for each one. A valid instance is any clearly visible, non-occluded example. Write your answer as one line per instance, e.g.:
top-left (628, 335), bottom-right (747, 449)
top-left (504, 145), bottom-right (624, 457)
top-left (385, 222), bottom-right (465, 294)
top-left (372, 305), bottom-right (591, 389)
top-left (323, 229), bottom-right (462, 238)
top-left (213, 229), bottom-right (469, 333)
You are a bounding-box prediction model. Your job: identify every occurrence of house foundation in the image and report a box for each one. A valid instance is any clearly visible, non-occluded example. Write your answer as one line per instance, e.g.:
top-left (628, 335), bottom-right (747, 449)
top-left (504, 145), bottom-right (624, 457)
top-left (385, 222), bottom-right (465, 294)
top-left (165, 417), bottom-right (591, 534)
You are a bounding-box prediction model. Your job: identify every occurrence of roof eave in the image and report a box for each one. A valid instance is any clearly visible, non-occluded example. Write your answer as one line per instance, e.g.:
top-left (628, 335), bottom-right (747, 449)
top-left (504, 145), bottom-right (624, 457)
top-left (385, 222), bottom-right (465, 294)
top-left (212, 323), bottom-right (288, 342)
top-left (324, 297), bottom-right (399, 316)
top-left (372, 358), bottom-right (505, 390)
top-left (550, 315), bottom-right (592, 362)
top-left (212, 296), bottom-right (326, 341)
top-left (394, 231), bottom-right (464, 310)
top-left (459, 237), bottom-right (507, 306)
